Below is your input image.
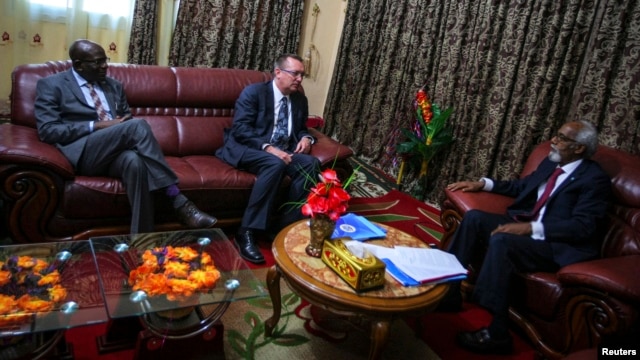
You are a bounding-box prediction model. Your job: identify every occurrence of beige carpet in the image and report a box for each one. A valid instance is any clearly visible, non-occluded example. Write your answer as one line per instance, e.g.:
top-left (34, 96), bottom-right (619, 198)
top-left (220, 268), bottom-right (441, 360)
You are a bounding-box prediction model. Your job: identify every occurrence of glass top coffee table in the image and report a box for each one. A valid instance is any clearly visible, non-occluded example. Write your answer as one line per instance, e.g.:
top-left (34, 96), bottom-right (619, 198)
top-left (91, 228), bottom-right (266, 340)
top-left (0, 240), bottom-right (107, 358)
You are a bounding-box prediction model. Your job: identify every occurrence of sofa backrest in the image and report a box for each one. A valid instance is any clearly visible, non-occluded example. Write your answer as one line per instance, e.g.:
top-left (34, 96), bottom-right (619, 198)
top-left (519, 140), bottom-right (640, 258)
top-left (10, 61), bottom-right (272, 156)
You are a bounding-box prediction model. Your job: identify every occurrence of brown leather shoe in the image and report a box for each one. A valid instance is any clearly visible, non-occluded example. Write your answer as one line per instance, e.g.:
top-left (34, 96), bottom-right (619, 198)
top-left (176, 201), bottom-right (217, 229)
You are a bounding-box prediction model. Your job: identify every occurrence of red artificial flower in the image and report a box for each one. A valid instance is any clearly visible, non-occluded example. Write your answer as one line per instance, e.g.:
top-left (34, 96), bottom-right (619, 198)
top-left (301, 169), bottom-right (352, 221)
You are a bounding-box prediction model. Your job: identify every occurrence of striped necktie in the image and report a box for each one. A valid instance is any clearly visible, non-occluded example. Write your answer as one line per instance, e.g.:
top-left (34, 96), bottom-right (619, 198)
top-left (87, 83), bottom-right (110, 121)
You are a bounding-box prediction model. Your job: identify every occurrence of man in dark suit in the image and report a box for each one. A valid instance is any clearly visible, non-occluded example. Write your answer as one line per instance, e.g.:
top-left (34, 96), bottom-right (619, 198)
top-left (442, 120), bottom-right (611, 354)
top-left (217, 54), bottom-right (319, 264)
top-left (35, 39), bottom-right (217, 234)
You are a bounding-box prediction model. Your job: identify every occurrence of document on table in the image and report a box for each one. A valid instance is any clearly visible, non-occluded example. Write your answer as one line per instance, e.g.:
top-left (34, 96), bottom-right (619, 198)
top-left (344, 241), bottom-right (467, 286)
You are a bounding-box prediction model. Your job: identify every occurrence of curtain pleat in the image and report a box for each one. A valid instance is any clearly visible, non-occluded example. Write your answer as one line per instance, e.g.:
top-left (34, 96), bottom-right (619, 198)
top-left (128, 0), bottom-right (158, 64)
top-left (168, 0), bottom-right (304, 70)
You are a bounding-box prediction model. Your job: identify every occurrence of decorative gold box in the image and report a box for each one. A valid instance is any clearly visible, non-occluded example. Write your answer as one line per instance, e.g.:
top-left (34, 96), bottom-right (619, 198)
top-left (321, 238), bottom-right (386, 292)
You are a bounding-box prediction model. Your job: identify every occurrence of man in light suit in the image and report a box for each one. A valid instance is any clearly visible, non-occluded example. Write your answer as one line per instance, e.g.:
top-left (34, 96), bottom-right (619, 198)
top-left (217, 54), bottom-right (319, 264)
top-left (441, 120), bottom-right (611, 354)
top-left (35, 39), bottom-right (217, 234)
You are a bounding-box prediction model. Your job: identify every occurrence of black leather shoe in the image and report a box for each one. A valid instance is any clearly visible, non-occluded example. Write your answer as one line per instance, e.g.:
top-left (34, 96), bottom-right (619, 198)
top-left (455, 327), bottom-right (513, 354)
top-left (234, 230), bottom-right (265, 264)
top-left (176, 201), bottom-right (217, 229)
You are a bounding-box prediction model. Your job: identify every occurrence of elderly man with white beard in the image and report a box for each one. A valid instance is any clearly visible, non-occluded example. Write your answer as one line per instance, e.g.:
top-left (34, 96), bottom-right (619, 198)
top-left (435, 120), bottom-right (611, 355)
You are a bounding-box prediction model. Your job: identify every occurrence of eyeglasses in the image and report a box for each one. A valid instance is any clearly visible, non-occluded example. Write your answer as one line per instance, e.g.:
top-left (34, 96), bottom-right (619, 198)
top-left (279, 68), bottom-right (305, 79)
top-left (81, 57), bottom-right (110, 66)
top-left (555, 132), bottom-right (577, 143)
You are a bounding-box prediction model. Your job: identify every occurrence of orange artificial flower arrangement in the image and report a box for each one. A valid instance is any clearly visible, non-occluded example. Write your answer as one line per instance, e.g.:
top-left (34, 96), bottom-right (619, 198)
top-left (128, 246), bottom-right (221, 301)
top-left (0, 256), bottom-right (68, 326)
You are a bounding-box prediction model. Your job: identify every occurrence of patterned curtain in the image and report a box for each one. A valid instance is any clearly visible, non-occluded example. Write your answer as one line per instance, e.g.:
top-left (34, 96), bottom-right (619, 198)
top-left (324, 0), bottom-right (640, 203)
top-left (169, 0), bottom-right (304, 70)
top-left (128, 0), bottom-right (158, 65)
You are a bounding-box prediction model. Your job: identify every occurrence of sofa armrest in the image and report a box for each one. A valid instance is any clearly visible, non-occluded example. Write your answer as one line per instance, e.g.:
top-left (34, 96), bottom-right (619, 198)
top-left (439, 188), bottom-right (515, 249)
top-left (306, 115), bottom-right (325, 129)
top-left (443, 187), bottom-right (514, 215)
top-left (0, 124), bottom-right (74, 178)
top-left (558, 255), bottom-right (640, 304)
top-left (308, 128), bottom-right (353, 166)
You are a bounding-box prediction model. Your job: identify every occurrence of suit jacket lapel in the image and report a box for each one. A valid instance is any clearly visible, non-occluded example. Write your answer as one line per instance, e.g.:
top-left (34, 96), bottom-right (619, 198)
top-left (64, 70), bottom-right (91, 107)
top-left (522, 161), bottom-right (557, 200)
top-left (100, 81), bottom-right (117, 119)
top-left (265, 82), bottom-right (276, 137)
top-left (548, 160), bottom-right (588, 200)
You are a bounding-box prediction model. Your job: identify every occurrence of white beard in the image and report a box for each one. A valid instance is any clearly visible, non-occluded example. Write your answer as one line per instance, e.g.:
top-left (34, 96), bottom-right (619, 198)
top-left (548, 146), bottom-right (561, 163)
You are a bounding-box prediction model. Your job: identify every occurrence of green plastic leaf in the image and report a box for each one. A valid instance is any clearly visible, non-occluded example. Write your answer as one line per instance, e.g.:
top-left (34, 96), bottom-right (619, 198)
top-left (271, 333), bottom-right (311, 347)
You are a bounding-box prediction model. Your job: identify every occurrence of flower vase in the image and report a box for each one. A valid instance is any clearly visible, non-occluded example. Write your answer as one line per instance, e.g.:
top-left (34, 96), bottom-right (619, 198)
top-left (306, 214), bottom-right (336, 257)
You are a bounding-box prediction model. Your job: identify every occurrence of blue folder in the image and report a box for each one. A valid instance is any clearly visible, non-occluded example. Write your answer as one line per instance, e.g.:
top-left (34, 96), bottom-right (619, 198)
top-left (332, 213), bottom-right (387, 241)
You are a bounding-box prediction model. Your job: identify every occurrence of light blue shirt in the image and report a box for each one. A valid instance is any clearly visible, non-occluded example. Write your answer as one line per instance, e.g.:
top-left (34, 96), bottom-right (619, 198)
top-left (71, 69), bottom-right (112, 131)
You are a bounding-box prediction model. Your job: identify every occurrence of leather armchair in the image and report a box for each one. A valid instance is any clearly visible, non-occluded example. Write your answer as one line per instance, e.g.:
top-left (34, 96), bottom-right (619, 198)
top-left (439, 141), bottom-right (640, 359)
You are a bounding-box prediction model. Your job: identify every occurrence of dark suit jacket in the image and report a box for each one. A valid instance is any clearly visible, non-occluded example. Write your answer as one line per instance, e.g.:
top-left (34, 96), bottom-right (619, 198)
top-left (35, 69), bottom-right (131, 167)
top-left (216, 81), bottom-right (311, 167)
top-left (491, 157), bottom-right (611, 266)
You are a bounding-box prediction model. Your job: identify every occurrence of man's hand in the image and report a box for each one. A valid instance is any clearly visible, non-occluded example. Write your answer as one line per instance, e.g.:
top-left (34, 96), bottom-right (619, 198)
top-left (265, 145), bottom-right (293, 164)
top-left (117, 114), bottom-right (133, 122)
top-left (294, 137), bottom-right (312, 154)
top-left (491, 222), bottom-right (532, 236)
top-left (447, 180), bottom-right (485, 192)
top-left (93, 120), bottom-right (120, 130)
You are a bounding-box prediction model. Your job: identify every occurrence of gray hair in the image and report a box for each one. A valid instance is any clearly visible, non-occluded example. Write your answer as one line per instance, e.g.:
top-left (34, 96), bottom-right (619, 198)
top-left (274, 53), bottom-right (303, 71)
top-left (573, 120), bottom-right (599, 158)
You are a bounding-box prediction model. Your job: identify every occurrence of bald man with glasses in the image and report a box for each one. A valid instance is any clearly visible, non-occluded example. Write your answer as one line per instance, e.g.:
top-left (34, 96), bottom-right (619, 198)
top-left (34, 39), bottom-right (217, 235)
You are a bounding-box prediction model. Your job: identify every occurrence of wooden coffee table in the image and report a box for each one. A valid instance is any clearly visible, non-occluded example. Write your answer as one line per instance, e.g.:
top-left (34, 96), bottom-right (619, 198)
top-left (264, 220), bottom-right (449, 360)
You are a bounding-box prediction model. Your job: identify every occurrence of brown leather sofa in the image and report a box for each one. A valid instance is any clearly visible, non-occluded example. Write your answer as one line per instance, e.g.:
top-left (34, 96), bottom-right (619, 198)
top-left (439, 141), bottom-right (640, 359)
top-left (0, 61), bottom-right (353, 244)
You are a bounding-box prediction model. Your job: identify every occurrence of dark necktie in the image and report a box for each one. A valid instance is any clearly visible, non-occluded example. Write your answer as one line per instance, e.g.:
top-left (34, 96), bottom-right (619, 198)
top-left (87, 83), bottom-right (110, 121)
top-left (530, 167), bottom-right (565, 220)
top-left (271, 97), bottom-right (289, 149)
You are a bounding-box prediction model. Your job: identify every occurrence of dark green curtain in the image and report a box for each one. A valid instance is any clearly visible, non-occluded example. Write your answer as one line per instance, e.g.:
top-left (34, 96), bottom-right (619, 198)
top-left (324, 0), bottom-right (640, 203)
top-left (169, 0), bottom-right (304, 70)
top-left (128, 0), bottom-right (158, 65)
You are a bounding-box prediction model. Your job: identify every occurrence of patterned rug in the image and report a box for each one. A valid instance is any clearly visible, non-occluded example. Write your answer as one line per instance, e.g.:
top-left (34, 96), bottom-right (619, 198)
top-left (64, 158), bottom-right (537, 360)
top-left (221, 268), bottom-right (440, 360)
top-left (347, 157), bottom-right (398, 198)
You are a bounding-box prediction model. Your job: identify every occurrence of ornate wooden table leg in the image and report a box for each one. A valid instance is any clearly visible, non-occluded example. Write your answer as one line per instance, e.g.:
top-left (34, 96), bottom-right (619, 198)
top-left (264, 265), bottom-right (282, 337)
top-left (369, 319), bottom-right (391, 360)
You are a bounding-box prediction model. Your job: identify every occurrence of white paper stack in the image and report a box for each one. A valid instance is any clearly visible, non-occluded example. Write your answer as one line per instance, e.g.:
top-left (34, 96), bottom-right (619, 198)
top-left (344, 241), bottom-right (468, 287)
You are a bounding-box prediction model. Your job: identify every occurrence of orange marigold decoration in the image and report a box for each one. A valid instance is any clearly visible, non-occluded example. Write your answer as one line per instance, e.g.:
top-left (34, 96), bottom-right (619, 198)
top-left (128, 246), bottom-right (221, 302)
top-left (0, 256), bottom-right (68, 327)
